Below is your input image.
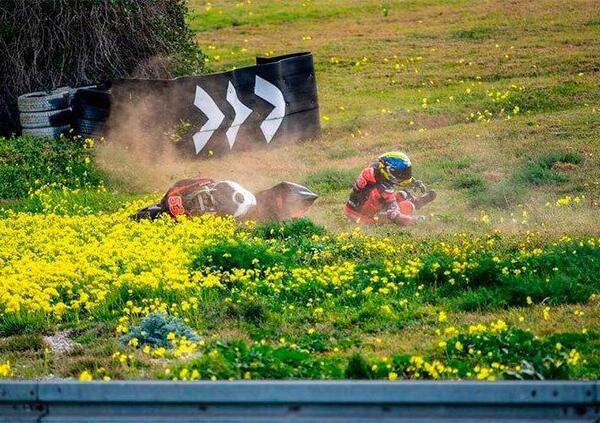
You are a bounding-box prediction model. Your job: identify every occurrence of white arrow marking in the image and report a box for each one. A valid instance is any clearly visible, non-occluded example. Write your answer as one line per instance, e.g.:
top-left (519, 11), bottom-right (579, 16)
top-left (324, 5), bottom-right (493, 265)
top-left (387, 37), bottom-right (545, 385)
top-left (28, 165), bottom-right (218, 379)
top-left (254, 75), bottom-right (285, 143)
top-left (225, 81), bottom-right (252, 149)
top-left (192, 85), bottom-right (225, 154)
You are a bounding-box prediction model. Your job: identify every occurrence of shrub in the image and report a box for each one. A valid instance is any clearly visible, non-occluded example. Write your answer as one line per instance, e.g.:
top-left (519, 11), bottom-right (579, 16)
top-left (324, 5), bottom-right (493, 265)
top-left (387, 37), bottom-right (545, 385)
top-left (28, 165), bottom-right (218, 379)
top-left (0, 0), bottom-right (205, 135)
top-left (0, 334), bottom-right (45, 353)
top-left (120, 313), bottom-right (200, 348)
top-left (226, 300), bottom-right (269, 325)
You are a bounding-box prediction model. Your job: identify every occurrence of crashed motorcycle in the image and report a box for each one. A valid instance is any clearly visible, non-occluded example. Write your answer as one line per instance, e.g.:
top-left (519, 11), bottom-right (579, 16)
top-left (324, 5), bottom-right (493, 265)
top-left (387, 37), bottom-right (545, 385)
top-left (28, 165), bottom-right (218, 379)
top-left (132, 178), bottom-right (318, 222)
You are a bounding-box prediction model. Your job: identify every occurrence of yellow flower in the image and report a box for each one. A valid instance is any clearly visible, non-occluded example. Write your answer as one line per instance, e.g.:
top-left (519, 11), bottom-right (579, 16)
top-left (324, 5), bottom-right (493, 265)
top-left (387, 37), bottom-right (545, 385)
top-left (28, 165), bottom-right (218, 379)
top-left (543, 306), bottom-right (551, 321)
top-left (0, 361), bottom-right (12, 378)
top-left (79, 370), bottom-right (93, 381)
top-left (480, 213), bottom-right (490, 225)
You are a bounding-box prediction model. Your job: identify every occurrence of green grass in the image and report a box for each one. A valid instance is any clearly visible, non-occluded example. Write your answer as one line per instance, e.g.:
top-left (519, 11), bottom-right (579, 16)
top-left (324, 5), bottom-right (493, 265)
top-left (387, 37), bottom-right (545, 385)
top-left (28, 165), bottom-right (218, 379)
top-left (452, 26), bottom-right (497, 40)
top-left (1, 217), bottom-right (599, 379)
top-left (513, 151), bottom-right (582, 185)
top-left (303, 167), bottom-right (358, 194)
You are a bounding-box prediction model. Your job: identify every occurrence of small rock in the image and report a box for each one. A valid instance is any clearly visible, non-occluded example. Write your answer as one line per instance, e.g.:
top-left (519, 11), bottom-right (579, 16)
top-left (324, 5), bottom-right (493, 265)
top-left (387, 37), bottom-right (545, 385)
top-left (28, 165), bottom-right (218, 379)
top-left (43, 330), bottom-right (76, 354)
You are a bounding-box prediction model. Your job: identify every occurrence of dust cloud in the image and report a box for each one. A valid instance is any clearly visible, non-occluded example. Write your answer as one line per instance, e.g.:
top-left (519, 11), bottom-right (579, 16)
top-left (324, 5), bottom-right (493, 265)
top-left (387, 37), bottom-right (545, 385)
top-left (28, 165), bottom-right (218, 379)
top-left (95, 91), bottom-right (314, 195)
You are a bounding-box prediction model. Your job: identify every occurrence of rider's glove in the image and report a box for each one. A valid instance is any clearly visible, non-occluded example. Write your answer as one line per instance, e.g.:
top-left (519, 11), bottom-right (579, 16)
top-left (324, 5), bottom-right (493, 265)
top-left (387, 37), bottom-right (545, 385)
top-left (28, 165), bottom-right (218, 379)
top-left (412, 179), bottom-right (427, 191)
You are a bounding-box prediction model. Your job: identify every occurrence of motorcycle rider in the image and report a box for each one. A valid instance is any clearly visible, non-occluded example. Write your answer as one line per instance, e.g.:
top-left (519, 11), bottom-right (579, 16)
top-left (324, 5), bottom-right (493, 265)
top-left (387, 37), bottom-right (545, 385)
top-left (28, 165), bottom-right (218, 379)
top-left (344, 151), bottom-right (436, 225)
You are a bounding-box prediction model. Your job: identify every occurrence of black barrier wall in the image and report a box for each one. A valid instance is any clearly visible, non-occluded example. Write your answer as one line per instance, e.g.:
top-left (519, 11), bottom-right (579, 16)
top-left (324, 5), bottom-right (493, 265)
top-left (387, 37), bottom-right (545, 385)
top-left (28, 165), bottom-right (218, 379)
top-left (109, 52), bottom-right (320, 157)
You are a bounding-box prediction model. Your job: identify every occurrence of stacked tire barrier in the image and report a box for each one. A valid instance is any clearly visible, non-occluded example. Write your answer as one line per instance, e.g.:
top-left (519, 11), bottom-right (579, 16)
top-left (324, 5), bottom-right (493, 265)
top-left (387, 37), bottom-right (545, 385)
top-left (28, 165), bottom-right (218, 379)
top-left (15, 52), bottom-right (318, 153)
top-left (71, 87), bottom-right (111, 137)
top-left (17, 88), bottom-right (72, 138)
top-left (17, 86), bottom-right (111, 139)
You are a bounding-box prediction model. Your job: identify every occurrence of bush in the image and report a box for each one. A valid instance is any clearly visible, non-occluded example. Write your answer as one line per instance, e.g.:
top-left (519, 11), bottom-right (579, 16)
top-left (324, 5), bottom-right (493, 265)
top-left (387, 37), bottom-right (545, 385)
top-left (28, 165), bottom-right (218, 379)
top-left (0, 135), bottom-right (101, 199)
top-left (0, 0), bottom-right (205, 135)
top-left (0, 334), bottom-right (45, 353)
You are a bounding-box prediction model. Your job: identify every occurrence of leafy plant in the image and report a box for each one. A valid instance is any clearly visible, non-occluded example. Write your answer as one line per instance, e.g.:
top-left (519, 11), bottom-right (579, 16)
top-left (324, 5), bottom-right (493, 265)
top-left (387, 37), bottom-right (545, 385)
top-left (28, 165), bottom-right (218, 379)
top-left (120, 313), bottom-right (200, 348)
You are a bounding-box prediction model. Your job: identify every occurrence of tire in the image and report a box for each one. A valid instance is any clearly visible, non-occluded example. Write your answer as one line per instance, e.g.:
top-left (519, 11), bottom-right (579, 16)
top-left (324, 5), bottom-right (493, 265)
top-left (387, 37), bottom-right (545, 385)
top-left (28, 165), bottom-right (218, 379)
top-left (73, 118), bottom-right (104, 135)
top-left (20, 108), bottom-right (72, 129)
top-left (22, 125), bottom-right (71, 138)
top-left (17, 88), bottom-right (70, 112)
top-left (72, 104), bottom-right (109, 121)
top-left (72, 88), bottom-right (111, 109)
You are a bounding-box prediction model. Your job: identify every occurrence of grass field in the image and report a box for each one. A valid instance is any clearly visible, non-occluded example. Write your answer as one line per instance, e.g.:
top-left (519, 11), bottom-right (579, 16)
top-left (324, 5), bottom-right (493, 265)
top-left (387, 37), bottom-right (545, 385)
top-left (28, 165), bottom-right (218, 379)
top-left (0, 0), bottom-right (599, 380)
top-left (180, 0), bottom-right (600, 237)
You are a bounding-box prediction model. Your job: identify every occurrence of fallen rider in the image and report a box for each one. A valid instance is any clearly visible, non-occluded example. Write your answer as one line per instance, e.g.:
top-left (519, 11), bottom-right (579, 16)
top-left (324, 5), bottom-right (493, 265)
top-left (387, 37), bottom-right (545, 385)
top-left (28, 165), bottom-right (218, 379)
top-left (344, 151), bottom-right (436, 225)
top-left (132, 178), bottom-right (318, 222)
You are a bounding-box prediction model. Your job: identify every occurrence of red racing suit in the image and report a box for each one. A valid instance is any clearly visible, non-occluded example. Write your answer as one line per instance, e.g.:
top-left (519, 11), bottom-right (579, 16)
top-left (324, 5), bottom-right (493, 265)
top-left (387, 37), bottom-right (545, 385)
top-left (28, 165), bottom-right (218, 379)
top-left (344, 163), bottom-right (416, 225)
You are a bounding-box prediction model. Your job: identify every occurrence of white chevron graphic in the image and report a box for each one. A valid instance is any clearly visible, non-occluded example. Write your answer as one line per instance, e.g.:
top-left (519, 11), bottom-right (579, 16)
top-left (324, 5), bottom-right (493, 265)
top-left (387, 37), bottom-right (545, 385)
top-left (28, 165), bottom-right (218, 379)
top-left (254, 75), bottom-right (285, 143)
top-left (225, 81), bottom-right (252, 149)
top-left (192, 85), bottom-right (225, 154)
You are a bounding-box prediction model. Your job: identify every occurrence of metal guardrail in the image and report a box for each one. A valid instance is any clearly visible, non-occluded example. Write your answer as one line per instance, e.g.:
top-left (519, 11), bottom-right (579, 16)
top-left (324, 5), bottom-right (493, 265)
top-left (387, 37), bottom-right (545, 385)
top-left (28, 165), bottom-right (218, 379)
top-left (0, 380), bottom-right (598, 422)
